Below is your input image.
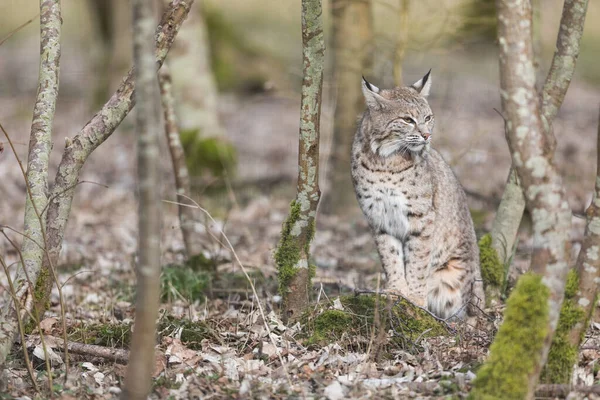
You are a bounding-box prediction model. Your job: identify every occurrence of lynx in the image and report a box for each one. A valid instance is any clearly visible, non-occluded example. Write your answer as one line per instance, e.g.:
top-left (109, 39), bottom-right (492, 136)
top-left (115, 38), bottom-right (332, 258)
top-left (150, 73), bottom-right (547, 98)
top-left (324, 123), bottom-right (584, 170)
top-left (351, 71), bottom-right (484, 319)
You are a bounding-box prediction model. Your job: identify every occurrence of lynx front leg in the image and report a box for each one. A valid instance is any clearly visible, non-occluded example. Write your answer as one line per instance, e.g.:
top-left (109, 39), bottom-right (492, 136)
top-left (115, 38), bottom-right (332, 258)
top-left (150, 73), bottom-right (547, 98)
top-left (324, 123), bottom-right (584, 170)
top-left (402, 239), bottom-right (431, 307)
top-left (374, 233), bottom-right (408, 294)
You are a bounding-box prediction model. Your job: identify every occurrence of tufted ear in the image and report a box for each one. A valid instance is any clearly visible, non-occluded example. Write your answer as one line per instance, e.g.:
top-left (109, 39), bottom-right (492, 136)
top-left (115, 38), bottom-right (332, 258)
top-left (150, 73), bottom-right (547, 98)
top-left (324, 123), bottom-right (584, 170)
top-left (361, 76), bottom-right (387, 110)
top-left (411, 69), bottom-right (432, 97)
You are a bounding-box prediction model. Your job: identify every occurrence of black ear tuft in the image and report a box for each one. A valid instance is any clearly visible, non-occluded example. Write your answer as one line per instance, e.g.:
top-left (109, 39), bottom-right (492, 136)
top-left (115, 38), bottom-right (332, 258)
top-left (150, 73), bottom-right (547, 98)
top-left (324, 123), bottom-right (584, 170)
top-left (363, 76), bottom-right (374, 92)
top-left (423, 69), bottom-right (432, 85)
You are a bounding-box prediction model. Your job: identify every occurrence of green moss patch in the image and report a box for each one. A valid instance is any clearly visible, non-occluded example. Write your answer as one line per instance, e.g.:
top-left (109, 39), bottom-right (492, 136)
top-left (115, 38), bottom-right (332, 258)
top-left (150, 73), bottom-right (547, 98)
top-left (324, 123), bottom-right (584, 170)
top-left (541, 269), bottom-right (585, 384)
top-left (180, 129), bottom-right (237, 178)
top-left (478, 234), bottom-right (504, 288)
top-left (301, 295), bottom-right (447, 351)
top-left (68, 323), bottom-right (132, 349)
top-left (471, 273), bottom-right (549, 399)
top-left (478, 233), bottom-right (505, 306)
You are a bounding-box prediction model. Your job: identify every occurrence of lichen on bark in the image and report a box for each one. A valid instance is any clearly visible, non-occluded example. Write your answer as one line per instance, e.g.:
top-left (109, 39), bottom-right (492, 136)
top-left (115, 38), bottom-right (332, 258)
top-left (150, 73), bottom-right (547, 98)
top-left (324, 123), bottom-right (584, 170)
top-left (471, 274), bottom-right (549, 400)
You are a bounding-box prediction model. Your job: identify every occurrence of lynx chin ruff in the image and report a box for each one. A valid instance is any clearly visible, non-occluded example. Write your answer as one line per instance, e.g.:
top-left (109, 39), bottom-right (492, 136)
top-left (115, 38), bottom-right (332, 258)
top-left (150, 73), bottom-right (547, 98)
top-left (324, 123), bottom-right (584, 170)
top-left (351, 71), bottom-right (484, 319)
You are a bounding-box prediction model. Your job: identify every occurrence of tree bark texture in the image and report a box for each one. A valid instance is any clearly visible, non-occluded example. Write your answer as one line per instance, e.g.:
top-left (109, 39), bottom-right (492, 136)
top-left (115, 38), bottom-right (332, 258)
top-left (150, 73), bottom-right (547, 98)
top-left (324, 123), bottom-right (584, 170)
top-left (568, 106), bottom-right (600, 349)
top-left (322, 0), bottom-right (372, 214)
top-left (0, 0), bottom-right (62, 369)
top-left (280, 0), bottom-right (325, 321)
top-left (159, 66), bottom-right (204, 257)
top-left (166, 1), bottom-right (224, 138)
top-left (495, 0), bottom-right (572, 395)
top-left (0, 0), bottom-right (193, 370)
top-left (122, 0), bottom-right (162, 398)
top-left (540, 0), bottom-right (589, 152)
top-left (490, 168), bottom-right (523, 264)
top-left (489, 0), bottom-right (588, 266)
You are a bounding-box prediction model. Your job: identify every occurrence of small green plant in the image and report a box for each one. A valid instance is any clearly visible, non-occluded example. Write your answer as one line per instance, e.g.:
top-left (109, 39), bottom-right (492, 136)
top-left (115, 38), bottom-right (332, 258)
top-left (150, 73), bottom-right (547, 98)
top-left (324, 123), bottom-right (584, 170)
top-left (160, 262), bottom-right (212, 303)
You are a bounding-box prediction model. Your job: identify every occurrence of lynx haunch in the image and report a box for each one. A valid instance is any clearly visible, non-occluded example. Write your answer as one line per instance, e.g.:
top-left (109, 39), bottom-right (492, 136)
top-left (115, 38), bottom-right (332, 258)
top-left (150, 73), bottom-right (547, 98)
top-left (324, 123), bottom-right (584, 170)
top-left (351, 70), bottom-right (485, 319)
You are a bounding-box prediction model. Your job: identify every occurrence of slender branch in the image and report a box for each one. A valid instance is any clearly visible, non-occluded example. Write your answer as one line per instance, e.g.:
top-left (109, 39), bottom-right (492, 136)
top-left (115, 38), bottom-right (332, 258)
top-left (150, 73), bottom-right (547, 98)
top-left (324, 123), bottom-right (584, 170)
top-left (540, 0), bottom-right (589, 153)
top-left (122, 0), bottom-right (162, 398)
top-left (0, 14), bottom-right (39, 47)
top-left (158, 65), bottom-right (204, 257)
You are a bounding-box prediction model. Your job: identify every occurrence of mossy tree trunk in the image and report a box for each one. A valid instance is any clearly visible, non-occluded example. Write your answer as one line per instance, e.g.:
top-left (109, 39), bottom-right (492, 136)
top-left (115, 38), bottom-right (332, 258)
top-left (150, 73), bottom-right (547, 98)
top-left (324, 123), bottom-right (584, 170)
top-left (159, 65), bottom-right (204, 257)
top-left (321, 0), bottom-right (372, 214)
top-left (0, 0), bottom-right (194, 369)
top-left (122, 0), bottom-right (162, 397)
top-left (489, 0), bottom-right (588, 269)
top-left (276, 0), bottom-right (324, 323)
top-left (0, 0), bottom-right (62, 369)
top-left (543, 107), bottom-right (600, 384)
top-left (473, 1), bottom-right (573, 398)
top-left (568, 107), bottom-right (600, 347)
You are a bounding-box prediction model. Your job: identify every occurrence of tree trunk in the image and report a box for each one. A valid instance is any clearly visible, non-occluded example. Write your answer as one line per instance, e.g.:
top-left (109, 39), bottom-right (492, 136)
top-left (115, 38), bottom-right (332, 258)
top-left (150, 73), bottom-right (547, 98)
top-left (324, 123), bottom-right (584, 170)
top-left (542, 106), bottom-right (600, 384)
top-left (0, 0), bottom-right (62, 369)
top-left (321, 0), bottom-right (372, 214)
top-left (490, 168), bottom-right (524, 265)
top-left (159, 65), bottom-right (204, 257)
top-left (121, 0), bottom-right (162, 398)
top-left (166, 1), bottom-right (223, 138)
top-left (489, 0), bottom-right (588, 267)
top-left (568, 108), bottom-right (600, 347)
top-left (472, 1), bottom-right (573, 398)
top-left (0, 0), bottom-right (194, 370)
top-left (276, 0), bottom-right (324, 323)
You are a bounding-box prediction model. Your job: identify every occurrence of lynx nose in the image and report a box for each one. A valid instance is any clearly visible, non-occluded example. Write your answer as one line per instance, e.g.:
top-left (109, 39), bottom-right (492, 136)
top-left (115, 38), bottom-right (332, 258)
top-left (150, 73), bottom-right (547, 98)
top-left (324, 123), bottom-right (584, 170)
top-left (421, 132), bottom-right (431, 141)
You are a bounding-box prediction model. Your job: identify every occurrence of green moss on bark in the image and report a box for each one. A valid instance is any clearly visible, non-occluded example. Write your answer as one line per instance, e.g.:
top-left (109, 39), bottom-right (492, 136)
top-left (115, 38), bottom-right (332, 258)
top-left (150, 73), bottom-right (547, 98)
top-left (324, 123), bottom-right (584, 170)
top-left (478, 233), bottom-right (505, 306)
top-left (479, 234), bottom-right (504, 288)
top-left (471, 273), bottom-right (549, 400)
top-left (541, 269), bottom-right (585, 384)
top-left (275, 201), bottom-right (310, 295)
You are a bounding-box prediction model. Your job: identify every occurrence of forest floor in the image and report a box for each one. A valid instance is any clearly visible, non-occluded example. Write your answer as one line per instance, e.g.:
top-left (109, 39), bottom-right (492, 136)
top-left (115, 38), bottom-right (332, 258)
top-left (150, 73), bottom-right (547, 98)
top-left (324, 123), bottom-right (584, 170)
top-left (2, 30), bottom-right (600, 398)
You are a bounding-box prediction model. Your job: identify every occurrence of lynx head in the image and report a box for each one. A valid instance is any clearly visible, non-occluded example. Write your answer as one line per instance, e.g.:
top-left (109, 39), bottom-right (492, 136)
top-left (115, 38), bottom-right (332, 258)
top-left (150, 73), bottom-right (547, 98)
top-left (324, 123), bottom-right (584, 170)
top-left (361, 70), bottom-right (434, 158)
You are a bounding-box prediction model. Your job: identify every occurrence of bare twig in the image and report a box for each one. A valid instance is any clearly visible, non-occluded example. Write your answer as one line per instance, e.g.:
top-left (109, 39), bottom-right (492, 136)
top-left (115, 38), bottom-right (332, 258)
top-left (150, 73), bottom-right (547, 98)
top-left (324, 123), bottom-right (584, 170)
top-left (0, 14), bottom-right (39, 47)
top-left (158, 65), bottom-right (204, 257)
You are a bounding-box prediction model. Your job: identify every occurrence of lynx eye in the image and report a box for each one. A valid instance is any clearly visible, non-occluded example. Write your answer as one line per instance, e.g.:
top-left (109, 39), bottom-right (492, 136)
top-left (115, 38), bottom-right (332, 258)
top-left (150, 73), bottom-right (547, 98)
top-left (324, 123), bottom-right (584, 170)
top-left (401, 117), bottom-right (415, 124)
top-left (425, 115), bottom-right (433, 122)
